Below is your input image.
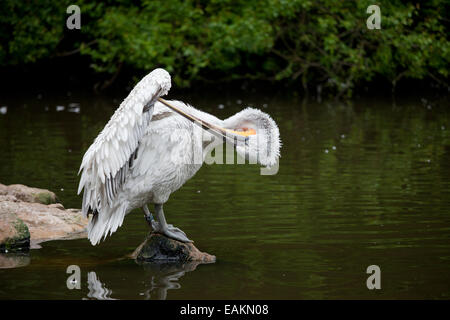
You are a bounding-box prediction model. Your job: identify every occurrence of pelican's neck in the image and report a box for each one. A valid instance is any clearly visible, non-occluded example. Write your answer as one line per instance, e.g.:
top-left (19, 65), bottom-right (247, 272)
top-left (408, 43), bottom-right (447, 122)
top-left (155, 100), bottom-right (225, 128)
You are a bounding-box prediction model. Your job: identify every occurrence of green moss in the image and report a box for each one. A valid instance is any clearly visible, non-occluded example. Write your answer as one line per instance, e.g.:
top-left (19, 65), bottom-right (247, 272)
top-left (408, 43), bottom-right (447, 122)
top-left (34, 192), bottom-right (55, 205)
top-left (13, 218), bottom-right (30, 240)
top-left (0, 218), bottom-right (30, 253)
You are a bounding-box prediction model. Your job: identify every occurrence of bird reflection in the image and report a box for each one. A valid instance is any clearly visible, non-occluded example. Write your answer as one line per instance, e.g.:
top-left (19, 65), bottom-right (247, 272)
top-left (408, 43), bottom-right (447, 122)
top-left (140, 261), bottom-right (201, 300)
top-left (85, 261), bottom-right (204, 300)
top-left (86, 271), bottom-right (115, 300)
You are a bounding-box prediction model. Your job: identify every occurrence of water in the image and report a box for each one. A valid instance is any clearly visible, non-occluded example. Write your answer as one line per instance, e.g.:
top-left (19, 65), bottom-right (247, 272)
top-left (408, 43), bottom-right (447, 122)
top-left (0, 88), bottom-right (449, 299)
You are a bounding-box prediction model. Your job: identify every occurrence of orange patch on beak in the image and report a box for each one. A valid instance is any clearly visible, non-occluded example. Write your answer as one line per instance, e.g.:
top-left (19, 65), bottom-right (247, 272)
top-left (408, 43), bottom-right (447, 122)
top-left (226, 127), bottom-right (257, 137)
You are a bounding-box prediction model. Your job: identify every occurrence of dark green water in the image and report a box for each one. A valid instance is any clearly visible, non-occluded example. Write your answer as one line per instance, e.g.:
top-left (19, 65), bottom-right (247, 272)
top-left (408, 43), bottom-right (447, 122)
top-left (0, 88), bottom-right (449, 299)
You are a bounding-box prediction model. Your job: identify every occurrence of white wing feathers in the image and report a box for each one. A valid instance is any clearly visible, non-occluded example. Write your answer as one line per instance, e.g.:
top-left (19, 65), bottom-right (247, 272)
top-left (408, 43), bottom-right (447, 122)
top-left (78, 68), bottom-right (171, 217)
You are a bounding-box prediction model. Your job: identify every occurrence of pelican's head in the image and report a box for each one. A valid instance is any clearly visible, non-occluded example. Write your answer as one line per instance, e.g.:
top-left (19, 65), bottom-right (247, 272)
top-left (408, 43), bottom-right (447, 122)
top-left (156, 98), bottom-right (281, 169)
top-left (223, 108), bottom-right (281, 167)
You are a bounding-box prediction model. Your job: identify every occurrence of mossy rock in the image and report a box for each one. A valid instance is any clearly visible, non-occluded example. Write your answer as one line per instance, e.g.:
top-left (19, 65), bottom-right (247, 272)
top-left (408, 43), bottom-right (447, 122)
top-left (13, 218), bottom-right (30, 240)
top-left (133, 233), bottom-right (215, 263)
top-left (0, 215), bottom-right (30, 253)
top-left (34, 192), bottom-right (56, 205)
top-left (3, 184), bottom-right (58, 205)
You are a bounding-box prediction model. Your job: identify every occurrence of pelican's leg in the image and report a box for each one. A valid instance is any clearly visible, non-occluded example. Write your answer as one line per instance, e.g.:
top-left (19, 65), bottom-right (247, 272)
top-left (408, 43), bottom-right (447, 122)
top-left (145, 204), bottom-right (185, 232)
top-left (146, 204), bottom-right (175, 232)
top-left (143, 205), bottom-right (154, 226)
top-left (153, 204), bottom-right (193, 243)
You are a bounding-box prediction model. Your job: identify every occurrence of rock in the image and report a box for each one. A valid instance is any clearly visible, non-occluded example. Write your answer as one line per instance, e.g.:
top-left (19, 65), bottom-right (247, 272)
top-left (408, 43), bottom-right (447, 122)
top-left (0, 194), bottom-right (19, 202)
top-left (0, 183), bottom-right (57, 205)
top-left (48, 203), bottom-right (65, 210)
top-left (0, 182), bottom-right (88, 250)
top-left (0, 210), bottom-right (30, 253)
top-left (131, 233), bottom-right (216, 264)
top-left (0, 200), bottom-right (87, 246)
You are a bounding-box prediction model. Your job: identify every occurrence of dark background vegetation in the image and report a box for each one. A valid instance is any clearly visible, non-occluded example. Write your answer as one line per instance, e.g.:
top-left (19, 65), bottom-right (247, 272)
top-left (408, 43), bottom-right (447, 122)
top-left (0, 0), bottom-right (449, 97)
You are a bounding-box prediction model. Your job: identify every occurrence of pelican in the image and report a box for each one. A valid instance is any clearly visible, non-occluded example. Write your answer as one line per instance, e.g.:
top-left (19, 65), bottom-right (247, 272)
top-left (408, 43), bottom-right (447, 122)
top-left (78, 68), bottom-right (280, 245)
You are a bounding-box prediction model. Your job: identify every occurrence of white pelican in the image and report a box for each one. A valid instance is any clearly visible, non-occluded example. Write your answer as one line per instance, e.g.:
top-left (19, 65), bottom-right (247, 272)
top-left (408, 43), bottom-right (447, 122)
top-left (78, 69), bottom-right (280, 245)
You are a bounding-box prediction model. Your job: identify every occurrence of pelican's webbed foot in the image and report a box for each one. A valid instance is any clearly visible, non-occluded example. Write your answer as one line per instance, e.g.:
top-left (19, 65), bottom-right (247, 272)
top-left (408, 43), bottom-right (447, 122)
top-left (151, 204), bottom-right (194, 243)
top-left (151, 221), bottom-right (193, 243)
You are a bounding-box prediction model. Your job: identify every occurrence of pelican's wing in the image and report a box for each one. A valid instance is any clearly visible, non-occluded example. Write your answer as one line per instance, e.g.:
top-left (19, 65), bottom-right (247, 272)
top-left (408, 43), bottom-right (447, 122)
top-left (77, 69), bottom-right (171, 217)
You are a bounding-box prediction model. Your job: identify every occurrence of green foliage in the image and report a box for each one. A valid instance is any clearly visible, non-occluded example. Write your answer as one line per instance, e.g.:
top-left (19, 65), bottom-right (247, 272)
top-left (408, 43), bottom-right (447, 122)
top-left (0, 0), bottom-right (69, 65)
top-left (0, 0), bottom-right (448, 94)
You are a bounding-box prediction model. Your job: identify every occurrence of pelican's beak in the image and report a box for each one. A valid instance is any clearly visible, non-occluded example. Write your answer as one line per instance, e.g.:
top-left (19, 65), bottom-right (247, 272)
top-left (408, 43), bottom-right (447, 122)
top-left (157, 98), bottom-right (256, 146)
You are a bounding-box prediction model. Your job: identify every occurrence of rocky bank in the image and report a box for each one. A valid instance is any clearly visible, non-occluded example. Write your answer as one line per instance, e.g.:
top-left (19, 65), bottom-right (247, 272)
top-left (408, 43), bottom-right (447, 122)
top-left (0, 183), bottom-right (88, 252)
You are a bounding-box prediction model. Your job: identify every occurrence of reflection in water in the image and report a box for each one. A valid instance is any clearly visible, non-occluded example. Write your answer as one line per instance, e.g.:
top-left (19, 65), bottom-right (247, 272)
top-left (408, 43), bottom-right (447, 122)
top-left (85, 261), bottom-right (203, 300)
top-left (86, 271), bottom-right (115, 300)
top-left (140, 261), bottom-right (201, 300)
top-left (0, 253), bottom-right (30, 269)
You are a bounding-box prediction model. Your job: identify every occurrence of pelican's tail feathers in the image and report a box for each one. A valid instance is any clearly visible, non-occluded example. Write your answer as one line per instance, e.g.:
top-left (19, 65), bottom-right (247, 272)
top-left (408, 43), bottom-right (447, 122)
top-left (87, 202), bottom-right (128, 246)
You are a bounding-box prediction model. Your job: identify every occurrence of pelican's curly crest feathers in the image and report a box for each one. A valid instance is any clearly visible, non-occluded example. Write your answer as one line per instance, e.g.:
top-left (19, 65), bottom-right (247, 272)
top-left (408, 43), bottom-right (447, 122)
top-left (224, 107), bottom-right (281, 167)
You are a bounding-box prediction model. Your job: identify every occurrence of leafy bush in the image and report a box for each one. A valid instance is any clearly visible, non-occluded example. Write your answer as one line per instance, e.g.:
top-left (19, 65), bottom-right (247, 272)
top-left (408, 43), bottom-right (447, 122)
top-left (0, 0), bottom-right (448, 94)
